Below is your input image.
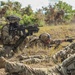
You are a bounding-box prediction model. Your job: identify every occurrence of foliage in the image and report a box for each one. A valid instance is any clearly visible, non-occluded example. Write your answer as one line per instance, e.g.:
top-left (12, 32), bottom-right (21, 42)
top-left (1, 1), bottom-right (6, 6)
top-left (42, 1), bottom-right (74, 25)
top-left (54, 1), bottom-right (74, 22)
top-left (20, 14), bottom-right (37, 25)
top-left (34, 9), bottom-right (45, 26)
top-left (0, 0), bottom-right (75, 26)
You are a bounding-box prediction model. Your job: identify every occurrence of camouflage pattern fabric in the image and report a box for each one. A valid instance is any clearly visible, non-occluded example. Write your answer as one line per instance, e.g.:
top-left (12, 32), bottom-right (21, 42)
top-left (27, 33), bottom-right (51, 48)
top-left (1, 24), bottom-right (10, 44)
top-left (1, 24), bottom-right (19, 56)
top-left (26, 35), bottom-right (39, 48)
top-left (1, 24), bottom-right (29, 56)
top-left (4, 54), bottom-right (75, 75)
top-left (52, 42), bottom-right (75, 63)
top-left (1, 24), bottom-right (18, 45)
top-left (5, 61), bottom-right (46, 75)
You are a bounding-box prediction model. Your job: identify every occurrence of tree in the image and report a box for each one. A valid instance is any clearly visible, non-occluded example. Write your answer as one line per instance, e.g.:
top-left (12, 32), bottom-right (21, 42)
top-left (43, 1), bottom-right (74, 25)
top-left (13, 1), bottom-right (21, 12)
top-left (21, 5), bottom-right (33, 16)
top-left (0, 1), bottom-right (6, 6)
top-left (35, 9), bottom-right (45, 26)
top-left (54, 1), bottom-right (74, 23)
top-left (43, 4), bottom-right (58, 25)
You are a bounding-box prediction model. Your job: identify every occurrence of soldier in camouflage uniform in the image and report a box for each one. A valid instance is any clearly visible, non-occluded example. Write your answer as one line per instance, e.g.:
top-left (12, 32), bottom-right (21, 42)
top-left (1, 53), bottom-right (75, 75)
top-left (26, 33), bottom-right (51, 48)
top-left (1, 15), bottom-right (20, 57)
top-left (27, 32), bottom-right (72, 49)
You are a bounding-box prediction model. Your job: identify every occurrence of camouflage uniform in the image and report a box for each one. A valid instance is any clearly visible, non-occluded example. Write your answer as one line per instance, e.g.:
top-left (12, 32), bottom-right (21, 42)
top-left (27, 33), bottom-right (69, 49)
top-left (4, 54), bottom-right (75, 75)
top-left (27, 33), bottom-right (51, 48)
top-left (1, 15), bottom-right (20, 57)
top-left (52, 42), bottom-right (75, 63)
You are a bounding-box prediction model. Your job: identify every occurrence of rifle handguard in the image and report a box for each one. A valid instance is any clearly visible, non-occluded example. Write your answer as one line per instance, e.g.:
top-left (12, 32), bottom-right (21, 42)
top-left (66, 39), bottom-right (73, 42)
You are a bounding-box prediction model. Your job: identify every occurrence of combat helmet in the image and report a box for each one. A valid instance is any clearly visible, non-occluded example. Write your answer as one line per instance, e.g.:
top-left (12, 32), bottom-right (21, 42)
top-left (39, 33), bottom-right (51, 44)
top-left (6, 15), bottom-right (20, 23)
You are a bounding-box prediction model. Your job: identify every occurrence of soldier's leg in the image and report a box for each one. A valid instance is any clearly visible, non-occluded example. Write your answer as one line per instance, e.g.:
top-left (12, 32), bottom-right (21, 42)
top-left (5, 61), bottom-right (47, 75)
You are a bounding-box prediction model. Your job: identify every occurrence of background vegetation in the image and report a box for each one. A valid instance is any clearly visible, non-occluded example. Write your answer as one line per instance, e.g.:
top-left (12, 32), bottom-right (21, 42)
top-left (0, 0), bottom-right (75, 26)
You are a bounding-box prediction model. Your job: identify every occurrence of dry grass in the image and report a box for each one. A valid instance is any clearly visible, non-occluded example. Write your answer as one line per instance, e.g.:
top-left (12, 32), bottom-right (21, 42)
top-left (35, 24), bottom-right (75, 39)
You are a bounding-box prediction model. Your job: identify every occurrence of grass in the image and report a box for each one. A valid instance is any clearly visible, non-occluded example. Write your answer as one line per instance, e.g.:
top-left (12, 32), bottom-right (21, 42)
top-left (23, 24), bottom-right (75, 57)
top-left (35, 24), bottom-right (75, 39)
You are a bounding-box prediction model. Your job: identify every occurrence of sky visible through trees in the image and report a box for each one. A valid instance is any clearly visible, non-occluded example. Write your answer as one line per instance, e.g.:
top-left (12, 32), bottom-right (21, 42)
top-left (0, 0), bottom-right (75, 11)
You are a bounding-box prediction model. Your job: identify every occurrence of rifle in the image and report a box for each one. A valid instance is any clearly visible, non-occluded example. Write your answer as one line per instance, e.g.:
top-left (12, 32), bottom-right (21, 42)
top-left (11, 25), bottom-right (39, 51)
top-left (50, 38), bottom-right (75, 49)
